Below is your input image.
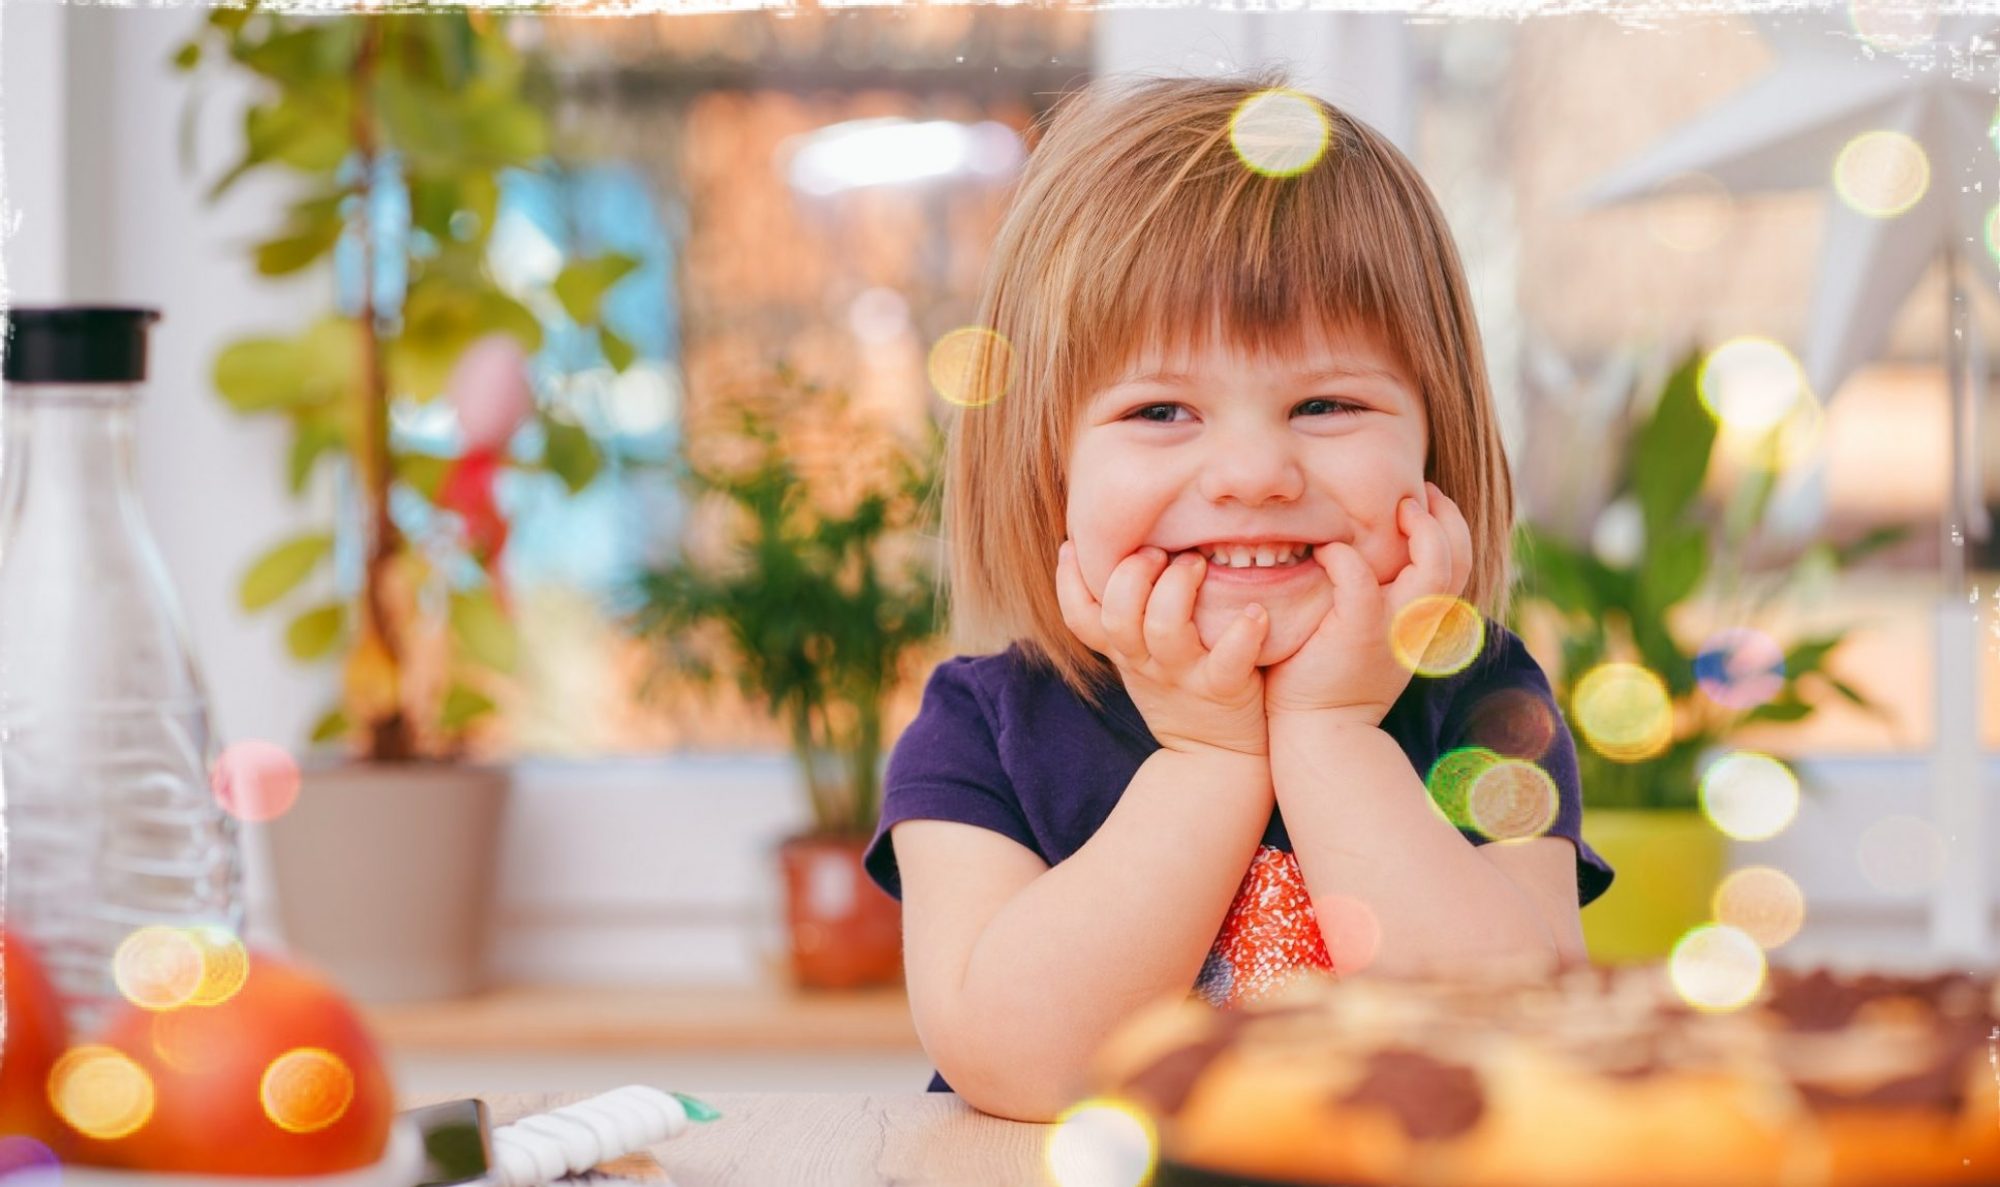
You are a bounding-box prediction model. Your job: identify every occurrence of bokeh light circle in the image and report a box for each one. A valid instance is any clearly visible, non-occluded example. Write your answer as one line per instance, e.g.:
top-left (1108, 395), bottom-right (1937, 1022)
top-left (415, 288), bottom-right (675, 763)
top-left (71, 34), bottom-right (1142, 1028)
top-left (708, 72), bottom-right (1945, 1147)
top-left (1856, 813), bottom-right (1949, 894)
top-left (1046, 1097), bottom-right (1158, 1187)
top-left (211, 739), bottom-right (303, 823)
top-left (1712, 866), bottom-right (1806, 950)
top-left (926, 327), bottom-right (1013, 408)
top-left (261, 1047), bottom-right (355, 1135)
top-left (1389, 595), bottom-right (1485, 677)
top-left (1699, 338), bottom-right (1808, 435)
top-left (1572, 663), bottom-right (1672, 762)
top-left (113, 925), bottom-right (205, 1012)
top-left (1457, 686), bottom-right (1557, 761)
top-left (49, 1046), bottom-right (156, 1141)
top-left (1228, 89), bottom-right (1330, 178)
top-left (1694, 628), bottom-right (1786, 710)
top-left (1833, 130), bottom-right (1929, 219)
top-left (1669, 924), bottom-right (1767, 1012)
top-left (1848, 0), bottom-right (1941, 53)
top-left (185, 924), bottom-right (251, 1007)
top-left (1700, 751), bottom-right (1800, 842)
top-left (1986, 202), bottom-right (2000, 263)
top-left (1466, 759), bottom-right (1559, 842)
top-left (1426, 746), bottom-right (1500, 829)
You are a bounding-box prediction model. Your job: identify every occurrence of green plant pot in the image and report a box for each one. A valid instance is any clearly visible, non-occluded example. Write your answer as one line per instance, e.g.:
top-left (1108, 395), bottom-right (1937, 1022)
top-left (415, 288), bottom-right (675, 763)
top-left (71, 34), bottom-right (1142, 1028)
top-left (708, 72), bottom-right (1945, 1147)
top-left (1580, 808), bottom-right (1730, 964)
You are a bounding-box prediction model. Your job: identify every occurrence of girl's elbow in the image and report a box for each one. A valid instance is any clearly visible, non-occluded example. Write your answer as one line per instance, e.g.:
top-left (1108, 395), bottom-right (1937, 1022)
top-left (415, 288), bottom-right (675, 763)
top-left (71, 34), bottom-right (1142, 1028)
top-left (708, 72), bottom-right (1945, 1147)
top-left (932, 1035), bottom-right (1084, 1122)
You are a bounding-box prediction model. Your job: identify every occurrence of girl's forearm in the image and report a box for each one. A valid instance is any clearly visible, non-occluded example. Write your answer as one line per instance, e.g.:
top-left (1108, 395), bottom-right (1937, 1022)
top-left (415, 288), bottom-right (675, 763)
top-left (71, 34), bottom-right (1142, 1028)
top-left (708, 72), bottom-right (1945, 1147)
top-left (1267, 714), bottom-right (1559, 980)
top-left (940, 746), bottom-right (1272, 1121)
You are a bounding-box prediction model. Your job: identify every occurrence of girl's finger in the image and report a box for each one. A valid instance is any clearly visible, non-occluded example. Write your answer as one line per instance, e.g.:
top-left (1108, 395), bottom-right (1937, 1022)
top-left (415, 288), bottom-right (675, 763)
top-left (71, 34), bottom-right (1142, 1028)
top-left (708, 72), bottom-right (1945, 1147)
top-left (1320, 540), bottom-right (1379, 619)
top-left (1203, 601), bottom-right (1269, 689)
top-left (1398, 495), bottom-right (1453, 600)
top-left (1427, 482), bottom-right (1475, 598)
top-left (1142, 550), bottom-right (1207, 668)
top-left (1053, 540), bottom-right (1110, 653)
top-left (1101, 547), bottom-right (1170, 664)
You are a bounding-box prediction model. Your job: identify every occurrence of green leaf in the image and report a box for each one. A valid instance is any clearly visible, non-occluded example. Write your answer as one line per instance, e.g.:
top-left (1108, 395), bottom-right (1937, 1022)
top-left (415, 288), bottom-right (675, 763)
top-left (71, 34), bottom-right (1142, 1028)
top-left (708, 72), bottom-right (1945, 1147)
top-left (308, 707), bottom-right (350, 745)
top-left (254, 216), bottom-right (344, 277)
top-left (1744, 694), bottom-right (1814, 725)
top-left (214, 318), bottom-right (358, 413)
top-left (542, 415), bottom-right (602, 495)
top-left (396, 454), bottom-right (452, 502)
top-left (466, 99), bottom-right (549, 164)
top-left (285, 603), bottom-right (345, 660)
top-left (450, 589), bottom-right (518, 673)
top-left (244, 91), bottom-right (350, 174)
top-left (173, 41), bottom-right (202, 72)
top-left (288, 418), bottom-right (347, 494)
top-left (439, 683), bottom-right (497, 731)
top-left (601, 327), bottom-right (636, 373)
top-left (552, 254), bottom-right (640, 325)
top-left (477, 289), bottom-right (545, 354)
top-left (240, 533), bottom-right (333, 611)
top-left (1636, 523), bottom-right (1708, 616)
top-left (1630, 349), bottom-right (1716, 542)
top-left (1784, 634), bottom-right (1844, 679)
top-left (1836, 524), bottom-right (1909, 567)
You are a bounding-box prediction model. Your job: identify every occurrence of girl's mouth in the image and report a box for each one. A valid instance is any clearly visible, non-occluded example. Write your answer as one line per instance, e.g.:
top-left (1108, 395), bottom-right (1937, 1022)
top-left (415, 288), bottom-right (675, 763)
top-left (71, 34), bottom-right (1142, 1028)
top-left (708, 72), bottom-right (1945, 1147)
top-left (1176, 544), bottom-right (1321, 587)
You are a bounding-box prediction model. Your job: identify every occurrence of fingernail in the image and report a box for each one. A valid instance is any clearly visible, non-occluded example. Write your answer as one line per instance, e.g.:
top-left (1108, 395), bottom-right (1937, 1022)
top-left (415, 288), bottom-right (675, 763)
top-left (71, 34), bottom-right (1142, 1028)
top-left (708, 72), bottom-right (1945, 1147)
top-left (1176, 551), bottom-right (1203, 567)
top-left (1245, 603), bottom-right (1266, 621)
top-left (1142, 546), bottom-right (1166, 563)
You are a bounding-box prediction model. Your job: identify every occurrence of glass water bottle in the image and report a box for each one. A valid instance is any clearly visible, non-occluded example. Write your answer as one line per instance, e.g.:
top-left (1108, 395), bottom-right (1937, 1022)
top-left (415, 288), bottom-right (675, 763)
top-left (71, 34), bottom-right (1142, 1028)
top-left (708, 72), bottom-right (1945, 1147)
top-left (0, 307), bottom-right (243, 1036)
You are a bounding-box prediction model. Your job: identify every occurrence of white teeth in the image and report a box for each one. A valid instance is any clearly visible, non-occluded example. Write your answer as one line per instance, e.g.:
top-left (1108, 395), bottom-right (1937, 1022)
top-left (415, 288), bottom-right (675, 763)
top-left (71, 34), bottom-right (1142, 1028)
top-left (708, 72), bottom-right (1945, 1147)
top-left (1199, 543), bottom-right (1312, 568)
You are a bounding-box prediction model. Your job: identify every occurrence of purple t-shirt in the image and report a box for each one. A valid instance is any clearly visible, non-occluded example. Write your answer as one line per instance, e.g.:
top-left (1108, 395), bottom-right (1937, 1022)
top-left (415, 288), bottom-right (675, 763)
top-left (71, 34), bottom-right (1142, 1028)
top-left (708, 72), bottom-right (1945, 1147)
top-left (863, 621), bottom-right (1614, 1093)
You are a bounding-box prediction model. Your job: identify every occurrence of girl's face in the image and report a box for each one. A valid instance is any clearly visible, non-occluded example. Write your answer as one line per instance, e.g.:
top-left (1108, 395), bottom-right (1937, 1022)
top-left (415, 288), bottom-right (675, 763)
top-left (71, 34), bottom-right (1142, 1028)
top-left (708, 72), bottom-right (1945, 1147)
top-left (1064, 320), bottom-right (1430, 667)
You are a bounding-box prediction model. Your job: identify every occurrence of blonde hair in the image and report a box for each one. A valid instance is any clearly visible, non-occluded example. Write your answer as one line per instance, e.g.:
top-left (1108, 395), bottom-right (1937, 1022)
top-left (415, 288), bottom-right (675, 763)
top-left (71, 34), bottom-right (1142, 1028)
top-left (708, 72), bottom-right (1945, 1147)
top-left (941, 69), bottom-right (1516, 711)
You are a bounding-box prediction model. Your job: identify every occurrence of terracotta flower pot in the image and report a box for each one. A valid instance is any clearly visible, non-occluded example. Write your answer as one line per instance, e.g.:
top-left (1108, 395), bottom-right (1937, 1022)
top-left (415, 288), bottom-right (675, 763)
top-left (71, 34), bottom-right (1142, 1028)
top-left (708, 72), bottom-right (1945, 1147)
top-left (776, 834), bottom-right (903, 990)
top-left (1580, 807), bottom-right (1730, 964)
top-left (265, 761), bottom-right (511, 1002)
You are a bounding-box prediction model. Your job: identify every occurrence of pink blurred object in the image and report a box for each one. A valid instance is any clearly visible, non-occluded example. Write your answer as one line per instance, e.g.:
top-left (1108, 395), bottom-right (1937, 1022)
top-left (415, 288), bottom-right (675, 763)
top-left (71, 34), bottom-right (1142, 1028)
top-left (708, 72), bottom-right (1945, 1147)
top-left (447, 334), bottom-right (535, 451)
top-left (211, 739), bottom-right (304, 823)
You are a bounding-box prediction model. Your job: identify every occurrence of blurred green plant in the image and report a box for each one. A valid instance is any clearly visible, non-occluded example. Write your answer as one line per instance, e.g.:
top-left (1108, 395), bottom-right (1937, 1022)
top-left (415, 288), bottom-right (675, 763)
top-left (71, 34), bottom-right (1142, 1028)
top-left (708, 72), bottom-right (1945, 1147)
top-left (1509, 346), bottom-right (1904, 810)
top-left (630, 363), bottom-right (946, 838)
top-left (175, 5), bottom-right (637, 760)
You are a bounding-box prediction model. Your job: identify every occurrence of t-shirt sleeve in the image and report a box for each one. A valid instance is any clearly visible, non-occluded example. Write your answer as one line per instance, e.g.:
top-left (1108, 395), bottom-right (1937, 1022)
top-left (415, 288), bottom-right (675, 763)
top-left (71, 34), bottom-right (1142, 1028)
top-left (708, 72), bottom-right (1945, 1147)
top-left (863, 657), bottom-right (1040, 901)
top-left (1438, 627), bottom-right (1616, 908)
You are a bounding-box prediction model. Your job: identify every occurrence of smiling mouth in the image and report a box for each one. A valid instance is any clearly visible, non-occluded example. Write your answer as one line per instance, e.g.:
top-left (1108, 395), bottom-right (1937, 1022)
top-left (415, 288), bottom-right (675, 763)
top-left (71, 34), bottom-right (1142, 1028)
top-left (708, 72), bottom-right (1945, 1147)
top-left (1179, 543), bottom-right (1317, 570)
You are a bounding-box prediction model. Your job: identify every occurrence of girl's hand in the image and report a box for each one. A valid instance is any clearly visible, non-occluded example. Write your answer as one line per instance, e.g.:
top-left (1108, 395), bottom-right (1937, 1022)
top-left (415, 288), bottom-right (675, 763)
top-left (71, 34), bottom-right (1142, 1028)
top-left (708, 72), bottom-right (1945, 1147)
top-left (1055, 539), bottom-right (1271, 758)
top-left (1264, 483), bottom-right (1475, 725)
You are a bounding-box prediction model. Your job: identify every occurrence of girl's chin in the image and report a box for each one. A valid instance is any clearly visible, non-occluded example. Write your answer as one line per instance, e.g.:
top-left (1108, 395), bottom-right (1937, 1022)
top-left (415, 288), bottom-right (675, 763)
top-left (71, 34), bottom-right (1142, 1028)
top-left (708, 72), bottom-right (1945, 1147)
top-left (1193, 602), bottom-right (1316, 667)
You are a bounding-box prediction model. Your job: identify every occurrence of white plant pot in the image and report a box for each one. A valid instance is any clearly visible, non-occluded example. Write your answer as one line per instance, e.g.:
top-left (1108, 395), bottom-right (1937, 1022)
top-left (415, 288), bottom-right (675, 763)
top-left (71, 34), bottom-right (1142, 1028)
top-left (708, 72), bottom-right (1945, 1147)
top-left (266, 761), bottom-right (511, 1002)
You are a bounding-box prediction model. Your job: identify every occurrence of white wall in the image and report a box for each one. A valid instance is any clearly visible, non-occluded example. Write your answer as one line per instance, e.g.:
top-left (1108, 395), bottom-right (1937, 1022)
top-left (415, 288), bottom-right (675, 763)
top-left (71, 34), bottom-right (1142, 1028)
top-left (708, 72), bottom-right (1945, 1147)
top-left (1094, 9), bottom-right (1415, 152)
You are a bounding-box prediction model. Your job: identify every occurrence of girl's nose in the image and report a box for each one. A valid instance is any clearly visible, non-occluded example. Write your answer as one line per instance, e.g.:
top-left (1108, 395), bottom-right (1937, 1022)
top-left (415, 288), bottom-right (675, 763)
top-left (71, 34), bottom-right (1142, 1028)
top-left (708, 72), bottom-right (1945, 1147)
top-left (1195, 433), bottom-right (1307, 506)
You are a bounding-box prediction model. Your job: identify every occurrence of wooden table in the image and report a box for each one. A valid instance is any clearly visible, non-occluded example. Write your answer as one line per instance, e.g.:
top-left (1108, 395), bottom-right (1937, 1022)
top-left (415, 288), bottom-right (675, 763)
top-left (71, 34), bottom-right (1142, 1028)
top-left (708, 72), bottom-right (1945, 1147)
top-left (444, 1092), bottom-right (1057, 1186)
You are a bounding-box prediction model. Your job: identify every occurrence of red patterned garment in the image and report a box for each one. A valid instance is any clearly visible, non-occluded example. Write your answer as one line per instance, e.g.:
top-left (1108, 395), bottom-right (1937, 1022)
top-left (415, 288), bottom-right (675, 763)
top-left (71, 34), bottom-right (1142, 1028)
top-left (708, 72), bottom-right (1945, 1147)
top-left (1195, 844), bottom-right (1334, 1008)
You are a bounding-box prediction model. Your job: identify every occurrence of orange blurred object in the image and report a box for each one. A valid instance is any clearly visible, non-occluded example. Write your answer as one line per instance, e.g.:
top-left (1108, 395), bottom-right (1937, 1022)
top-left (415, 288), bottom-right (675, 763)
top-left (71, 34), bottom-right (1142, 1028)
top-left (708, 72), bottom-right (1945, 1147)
top-left (64, 948), bottom-right (393, 1175)
top-left (0, 927), bottom-right (71, 1146)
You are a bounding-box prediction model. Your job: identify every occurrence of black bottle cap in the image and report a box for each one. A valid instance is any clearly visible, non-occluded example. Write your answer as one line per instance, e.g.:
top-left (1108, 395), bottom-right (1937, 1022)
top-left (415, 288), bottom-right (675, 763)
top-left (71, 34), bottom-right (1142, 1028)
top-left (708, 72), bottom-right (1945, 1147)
top-left (3, 306), bottom-right (162, 384)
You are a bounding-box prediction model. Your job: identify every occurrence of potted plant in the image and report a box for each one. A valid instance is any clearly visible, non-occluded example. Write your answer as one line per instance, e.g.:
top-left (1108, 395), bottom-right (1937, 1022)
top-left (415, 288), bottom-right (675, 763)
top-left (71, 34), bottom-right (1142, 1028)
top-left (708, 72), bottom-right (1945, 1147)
top-left (1510, 346), bottom-right (1901, 962)
top-left (176, 5), bottom-right (636, 999)
top-left (630, 361), bottom-right (944, 990)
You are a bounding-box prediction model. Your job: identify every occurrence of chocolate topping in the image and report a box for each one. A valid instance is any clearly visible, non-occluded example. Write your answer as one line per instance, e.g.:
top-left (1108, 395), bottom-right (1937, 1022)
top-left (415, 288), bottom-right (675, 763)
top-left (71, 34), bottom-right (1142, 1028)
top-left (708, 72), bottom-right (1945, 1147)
top-left (1122, 1010), bottom-right (1262, 1118)
top-left (1337, 1047), bottom-right (1486, 1142)
top-left (1125, 1035), bottom-right (1234, 1119)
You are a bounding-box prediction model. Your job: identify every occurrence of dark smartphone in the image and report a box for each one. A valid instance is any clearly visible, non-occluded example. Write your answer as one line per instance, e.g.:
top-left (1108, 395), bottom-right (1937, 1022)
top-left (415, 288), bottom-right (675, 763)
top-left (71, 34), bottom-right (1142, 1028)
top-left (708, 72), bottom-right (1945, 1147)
top-left (401, 1098), bottom-right (494, 1187)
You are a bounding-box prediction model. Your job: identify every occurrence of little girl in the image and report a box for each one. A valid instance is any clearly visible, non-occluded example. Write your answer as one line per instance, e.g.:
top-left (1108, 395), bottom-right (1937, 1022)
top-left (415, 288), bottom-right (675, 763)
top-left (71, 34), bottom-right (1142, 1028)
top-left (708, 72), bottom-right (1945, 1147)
top-left (861, 70), bottom-right (1615, 1122)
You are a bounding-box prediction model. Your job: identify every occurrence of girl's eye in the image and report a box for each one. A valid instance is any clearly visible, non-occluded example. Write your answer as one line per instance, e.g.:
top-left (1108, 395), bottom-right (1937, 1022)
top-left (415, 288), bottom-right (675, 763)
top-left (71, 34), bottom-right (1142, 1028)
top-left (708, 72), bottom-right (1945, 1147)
top-left (1129, 403), bottom-right (1186, 423)
top-left (1296, 398), bottom-right (1363, 417)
